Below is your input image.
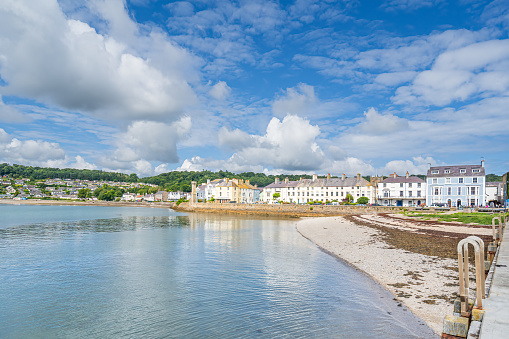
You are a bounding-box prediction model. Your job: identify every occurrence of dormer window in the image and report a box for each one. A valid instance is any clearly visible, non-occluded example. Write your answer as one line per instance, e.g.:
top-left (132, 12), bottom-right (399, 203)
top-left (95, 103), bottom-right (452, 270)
top-left (460, 169), bottom-right (466, 173)
top-left (431, 170), bottom-right (439, 174)
top-left (444, 169), bottom-right (450, 174)
top-left (472, 169), bottom-right (480, 173)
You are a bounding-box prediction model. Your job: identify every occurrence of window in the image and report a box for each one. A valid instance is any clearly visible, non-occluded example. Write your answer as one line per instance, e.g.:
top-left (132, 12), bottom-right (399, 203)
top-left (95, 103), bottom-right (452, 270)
top-left (446, 178), bottom-right (451, 184)
top-left (473, 178), bottom-right (478, 183)
top-left (458, 187), bottom-right (461, 195)
top-left (460, 169), bottom-right (466, 173)
top-left (400, 183), bottom-right (403, 188)
top-left (417, 183), bottom-right (421, 188)
top-left (400, 191), bottom-right (403, 197)
top-left (444, 169), bottom-right (450, 174)
top-left (472, 169), bottom-right (480, 173)
top-left (471, 187), bottom-right (476, 195)
top-left (408, 183), bottom-right (412, 188)
top-left (434, 188), bottom-right (439, 195)
top-left (433, 178), bottom-right (438, 184)
top-left (431, 170), bottom-right (439, 174)
top-left (408, 191), bottom-right (412, 197)
top-left (417, 191), bottom-right (421, 197)
top-left (383, 183), bottom-right (387, 187)
top-left (448, 187), bottom-right (451, 195)
top-left (459, 178), bottom-right (463, 184)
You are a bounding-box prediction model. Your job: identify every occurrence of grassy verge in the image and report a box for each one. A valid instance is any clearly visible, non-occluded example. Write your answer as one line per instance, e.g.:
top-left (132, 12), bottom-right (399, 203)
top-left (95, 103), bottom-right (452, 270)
top-left (404, 212), bottom-right (507, 225)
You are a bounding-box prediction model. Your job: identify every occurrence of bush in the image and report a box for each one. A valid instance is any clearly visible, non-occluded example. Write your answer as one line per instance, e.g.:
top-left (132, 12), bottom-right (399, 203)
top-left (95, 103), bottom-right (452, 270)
top-left (357, 197), bottom-right (369, 204)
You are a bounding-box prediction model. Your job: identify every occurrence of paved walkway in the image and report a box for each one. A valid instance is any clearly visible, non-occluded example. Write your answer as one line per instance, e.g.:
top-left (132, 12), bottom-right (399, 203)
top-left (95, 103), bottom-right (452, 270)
top-left (479, 227), bottom-right (509, 338)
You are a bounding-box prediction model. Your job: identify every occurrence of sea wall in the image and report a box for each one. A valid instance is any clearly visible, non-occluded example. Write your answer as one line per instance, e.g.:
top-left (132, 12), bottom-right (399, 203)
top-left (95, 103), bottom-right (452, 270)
top-left (172, 202), bottom-right (407, 217)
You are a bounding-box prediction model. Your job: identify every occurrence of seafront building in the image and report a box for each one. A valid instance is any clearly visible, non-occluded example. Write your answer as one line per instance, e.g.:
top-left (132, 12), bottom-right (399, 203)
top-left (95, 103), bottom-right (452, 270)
top-left (377, 172), bottom-right (426, 207)
top-left (214, 178), bottom-right (260, 203)
top-left (426, 162), bottom-right (486, 207)
top-left (261, 173), bottom-right (375, 204)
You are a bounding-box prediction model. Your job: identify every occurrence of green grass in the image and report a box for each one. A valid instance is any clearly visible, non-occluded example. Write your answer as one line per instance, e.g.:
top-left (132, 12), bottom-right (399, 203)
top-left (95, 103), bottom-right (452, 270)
top-left (406, 212), bottom-right (507, 225)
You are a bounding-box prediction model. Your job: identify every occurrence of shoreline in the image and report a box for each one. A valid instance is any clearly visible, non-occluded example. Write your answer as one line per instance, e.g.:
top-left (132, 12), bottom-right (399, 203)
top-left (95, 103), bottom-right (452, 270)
top-left (296, 215), bottom-right (492, 336)
top-left (0, 199), bottom-right (175, 209)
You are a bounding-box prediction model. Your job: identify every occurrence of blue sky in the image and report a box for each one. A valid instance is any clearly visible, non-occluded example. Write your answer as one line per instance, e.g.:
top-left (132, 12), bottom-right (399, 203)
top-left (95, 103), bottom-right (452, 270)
top-left (0, 0), bottom-right (508, 177)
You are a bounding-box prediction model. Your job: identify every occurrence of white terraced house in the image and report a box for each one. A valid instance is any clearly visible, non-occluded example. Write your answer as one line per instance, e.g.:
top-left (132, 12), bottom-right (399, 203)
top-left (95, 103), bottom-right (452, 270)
top-left (261, 173), bottom-right (375, 204)
top-left (426, 161), bottom-right (486, 207)
top-left (377, 172), bottom-right (426, 207)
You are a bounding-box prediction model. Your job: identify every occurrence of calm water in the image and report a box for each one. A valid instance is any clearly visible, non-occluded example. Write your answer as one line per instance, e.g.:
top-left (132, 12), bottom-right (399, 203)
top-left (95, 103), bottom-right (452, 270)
top-left (0, 204), bottom-right (435, 338)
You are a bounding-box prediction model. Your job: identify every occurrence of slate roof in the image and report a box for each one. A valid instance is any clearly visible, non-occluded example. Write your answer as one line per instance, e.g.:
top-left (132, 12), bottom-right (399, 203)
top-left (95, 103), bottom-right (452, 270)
top-left (381, 176), bottom-right (424, 184)
top-left (427, 164), bottom-right (485, 177)
top-left (264, 176), bottom-right (371, 189)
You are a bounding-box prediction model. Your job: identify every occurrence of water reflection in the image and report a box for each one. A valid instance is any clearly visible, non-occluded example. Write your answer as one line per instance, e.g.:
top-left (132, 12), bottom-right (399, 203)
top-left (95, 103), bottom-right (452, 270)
top-left (0, 206), bottom-right (435, 338)
top-left (0, 215), bottom-right (190, 243)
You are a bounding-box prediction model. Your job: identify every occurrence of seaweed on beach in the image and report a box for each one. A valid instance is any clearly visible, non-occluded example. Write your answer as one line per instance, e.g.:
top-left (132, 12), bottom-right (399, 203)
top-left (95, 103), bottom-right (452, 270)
top-left (344, 214), bottom-right (491, 260)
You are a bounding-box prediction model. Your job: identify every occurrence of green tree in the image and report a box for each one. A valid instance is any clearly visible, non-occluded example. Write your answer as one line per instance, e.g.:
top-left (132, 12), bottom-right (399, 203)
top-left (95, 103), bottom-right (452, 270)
top-left (344, 193), bottom-right (354, 203)
top-left (273, 192), bottom-right (280, 200)
top-left (78, 188), bottom-right (91, 199)
top-left (357, 196), bottom-right (369, 204)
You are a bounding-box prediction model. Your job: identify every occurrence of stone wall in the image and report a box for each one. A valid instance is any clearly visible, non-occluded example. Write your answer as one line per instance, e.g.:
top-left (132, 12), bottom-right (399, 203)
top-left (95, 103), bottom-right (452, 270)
top-left (173, 202), bottom-right (407, 217)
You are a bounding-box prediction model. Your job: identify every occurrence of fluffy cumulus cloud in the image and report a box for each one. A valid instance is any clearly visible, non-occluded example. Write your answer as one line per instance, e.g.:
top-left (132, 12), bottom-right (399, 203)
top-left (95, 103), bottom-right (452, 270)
top-left (381, 156), bottom-right (438, 175)
top-left (272, 83), bottom-right (317, 117)
top-left (393, 39), bottom-right (509, 106)
top-left (0, 128), bottom-right (67, 167)
top-left (98, 116), bottom-right (192, 174)
top-left (0, 0), bottom-right (197, 122)
top-left (71, 155), bottom-right (98, 170)
top-left (209, 81), bottom-right (232, 100)
top-left (357, 107), bottom-right (409, 135)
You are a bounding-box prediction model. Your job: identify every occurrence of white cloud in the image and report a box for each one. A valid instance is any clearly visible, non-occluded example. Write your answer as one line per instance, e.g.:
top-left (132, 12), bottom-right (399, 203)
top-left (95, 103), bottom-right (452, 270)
top-left (272, 83), bottom-right (317, 117)
top-left (71, 155), bottom-right (98, 170)
top-left (218, 127), bottom-right (254, 151)
top-left (381, 156), bottom-right (438, 175)
top-left (393, 39), bottom-right (509, 106)
top-left (0, 0), bottom-right (197, 122)
top-left (0, 96), bottom-right (31, 123)
top-left (209, 81), bottom-right (232, 100)
top-left (357, 107), bottom-right (409, 135)
top-left (0, 128), bottom-right (67, 167)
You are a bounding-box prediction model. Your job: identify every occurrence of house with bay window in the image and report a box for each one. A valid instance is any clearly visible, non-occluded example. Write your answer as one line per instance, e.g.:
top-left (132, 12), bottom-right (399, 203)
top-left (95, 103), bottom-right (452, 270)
top-left (426, 161), bottom-right (485, 207)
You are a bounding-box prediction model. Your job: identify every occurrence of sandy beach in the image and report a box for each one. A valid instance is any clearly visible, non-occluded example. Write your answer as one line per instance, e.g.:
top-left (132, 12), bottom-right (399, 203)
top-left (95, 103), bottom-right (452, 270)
top-left (297, 214), bottom-right (492, 335)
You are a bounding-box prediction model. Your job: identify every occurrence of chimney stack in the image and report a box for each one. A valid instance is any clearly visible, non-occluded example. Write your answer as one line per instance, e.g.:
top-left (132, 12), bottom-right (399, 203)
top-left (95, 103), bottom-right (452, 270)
top-left (245, 180), bottom-right (250, 185)
top-left (285, 177), bottom-right (289, 184)
top-left (312, 174), bottom-right (317, 181)
top-left (275, 177), bottom-right (279, 184)
top-left (327, 173), bottom-right (331, 180)
top-left (342, 173), bottom-right (346, 180)
top-left (207, 179), bottom-right (210, 184)
top-left (357, 173), bottom-right (361, 181)
top-left (225, 178), bottom-right (229, 183)
top-left (481, 160), bottom-right (485, 167)
top-left (406, 171), bottom-right (409, 179)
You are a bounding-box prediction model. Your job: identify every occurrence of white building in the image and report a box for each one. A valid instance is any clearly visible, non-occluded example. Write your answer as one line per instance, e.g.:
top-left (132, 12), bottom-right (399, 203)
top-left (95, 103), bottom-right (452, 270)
top-left (486, 182), bottom-right (504, 206)
top-left (426, 162), bottom-right (486, 207)
top-left (262, 173), bottom-right (375, 204)
top-left (377, 172), bottom-right (426, 207)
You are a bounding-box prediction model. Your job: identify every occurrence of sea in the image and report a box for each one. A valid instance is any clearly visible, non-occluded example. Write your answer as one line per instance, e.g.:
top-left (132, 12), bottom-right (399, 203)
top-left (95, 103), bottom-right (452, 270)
top-left (0, 204), bottom-right (435, 338)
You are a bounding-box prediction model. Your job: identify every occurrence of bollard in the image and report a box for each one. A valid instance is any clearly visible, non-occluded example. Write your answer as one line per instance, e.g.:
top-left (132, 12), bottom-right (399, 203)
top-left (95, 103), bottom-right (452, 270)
top-left (457, 236), bottom-right (485, 316)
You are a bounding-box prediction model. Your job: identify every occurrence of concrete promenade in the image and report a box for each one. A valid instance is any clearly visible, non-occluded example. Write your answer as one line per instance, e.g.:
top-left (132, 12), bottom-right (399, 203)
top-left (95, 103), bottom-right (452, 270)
top-left (479, 227), bottom-right (509, 338)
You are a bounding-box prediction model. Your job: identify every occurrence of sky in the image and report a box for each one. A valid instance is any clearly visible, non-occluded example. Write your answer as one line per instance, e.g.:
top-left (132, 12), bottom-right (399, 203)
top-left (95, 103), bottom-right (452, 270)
top-left (0, 0), bottom-right (508, 177)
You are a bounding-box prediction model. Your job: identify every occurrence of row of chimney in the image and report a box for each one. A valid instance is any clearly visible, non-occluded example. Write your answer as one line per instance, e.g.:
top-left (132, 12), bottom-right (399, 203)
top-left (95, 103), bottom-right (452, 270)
top-left (274, 173), bottom-right (362, 184)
